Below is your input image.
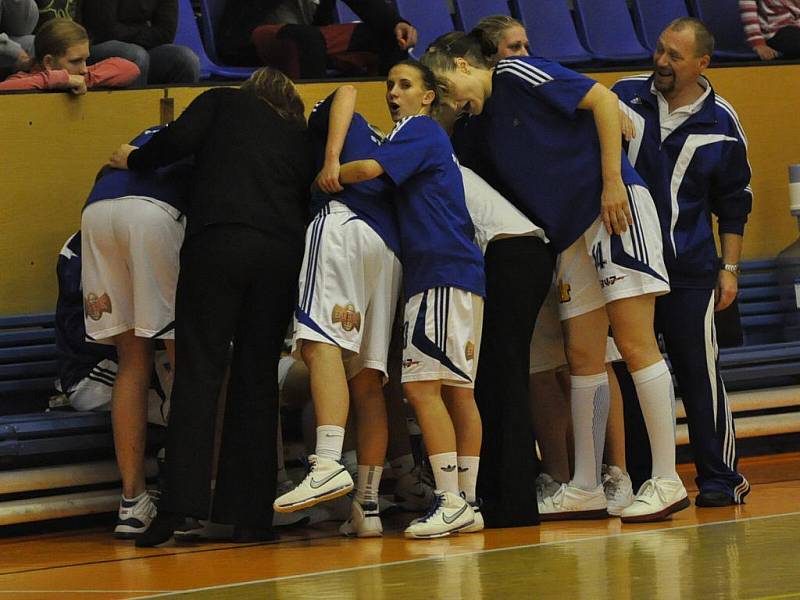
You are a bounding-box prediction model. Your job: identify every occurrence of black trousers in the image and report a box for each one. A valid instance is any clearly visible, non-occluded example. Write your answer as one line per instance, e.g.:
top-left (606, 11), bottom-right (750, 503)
top-left (161, 225), bottom-right (302, 526)
top-left (475, 236), bottom-right (554, 528)
top-left (768, 26), bottom-right (800, 58)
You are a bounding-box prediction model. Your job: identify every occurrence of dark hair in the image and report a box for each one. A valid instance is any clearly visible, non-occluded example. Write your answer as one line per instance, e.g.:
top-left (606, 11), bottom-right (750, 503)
top-left (667, 17), bottom-right (715, 57)
top-left (34, 18), bottom-right (88, 65)
top-left (390, 59), bottom-right (443, 111)
top-left (240, 67), bottom-right (306, 127)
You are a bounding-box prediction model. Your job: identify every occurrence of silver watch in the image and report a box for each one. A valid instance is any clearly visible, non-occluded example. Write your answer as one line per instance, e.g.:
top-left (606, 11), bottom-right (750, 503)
top-left (722, 263), bottom-right (740, 276)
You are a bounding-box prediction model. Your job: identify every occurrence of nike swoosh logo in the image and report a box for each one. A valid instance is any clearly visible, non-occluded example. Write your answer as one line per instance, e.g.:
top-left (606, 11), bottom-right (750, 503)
top-left (442, 503), bottom-right (468, 524)
top-left (310, 467), bottom-right (346, 489)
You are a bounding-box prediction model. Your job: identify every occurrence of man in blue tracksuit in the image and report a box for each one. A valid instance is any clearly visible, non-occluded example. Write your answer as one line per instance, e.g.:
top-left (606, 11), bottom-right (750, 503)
top-left (612, 17), bottom-right (751, 506)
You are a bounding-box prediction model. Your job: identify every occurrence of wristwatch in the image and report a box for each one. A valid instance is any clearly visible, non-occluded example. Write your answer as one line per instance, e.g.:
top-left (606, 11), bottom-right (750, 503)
top-left (721, 263), bottom-right (740, 276)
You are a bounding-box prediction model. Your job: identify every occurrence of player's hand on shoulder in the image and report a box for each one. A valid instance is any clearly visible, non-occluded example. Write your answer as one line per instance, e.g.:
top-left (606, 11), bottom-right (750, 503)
top-left (109, 144), bottom-right (137, 169)
top-left (620, 109), bottom-right (636, 142)
top-left (600, 177), bottom-right (632, 235)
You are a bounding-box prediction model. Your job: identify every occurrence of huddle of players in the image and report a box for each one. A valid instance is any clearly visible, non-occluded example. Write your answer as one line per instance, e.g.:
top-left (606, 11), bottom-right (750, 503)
top-left (80, 14), bottom-right (751, 542)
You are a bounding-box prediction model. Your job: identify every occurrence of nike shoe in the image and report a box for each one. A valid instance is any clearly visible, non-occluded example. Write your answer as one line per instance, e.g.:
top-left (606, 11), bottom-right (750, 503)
top-left (339, 499), bottom-right (383, 538)
top-left (538, 482), bottom-right (608, 520)
top-left (602, 464), bottom-right (634, 516)
top-left (621, 477), bottom-right (690, 523)
top-left (394, 465), bottom-right (435, 511)
top-left (535, 472), bottom-right (562, 502)
top-left (460, 498), bottom-right (484, 533)
top-left (114, 491), bottom-right (158, 539)
top-left (404, 490), bottom-right (474, 539)
top-left (273, 455), bottom-right (353, 513)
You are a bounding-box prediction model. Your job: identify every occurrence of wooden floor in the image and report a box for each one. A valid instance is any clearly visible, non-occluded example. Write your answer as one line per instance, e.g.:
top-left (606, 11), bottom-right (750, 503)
top-left (2, 454), bottom-right (799, 599)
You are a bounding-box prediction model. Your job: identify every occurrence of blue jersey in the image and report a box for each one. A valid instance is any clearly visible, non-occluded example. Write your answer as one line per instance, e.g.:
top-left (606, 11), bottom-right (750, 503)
top-left (612, 75), bottom-right (752, 288)
top-left (55, 233), bottom-right (117, 393)
top-left (85, 126), bottom-right (192, 216)
top-left (308, 96), bottom-right (401, 255)
top-left (478, 56), bottom-right (645, 252)
top-left (371, 115), bottom-right (485, 298)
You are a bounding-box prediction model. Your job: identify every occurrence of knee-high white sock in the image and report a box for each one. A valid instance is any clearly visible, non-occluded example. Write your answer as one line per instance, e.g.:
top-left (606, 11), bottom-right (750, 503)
top-left (570, 373), bottom-right (610, 490)
top-left (429, 452), bottom-right (459, 495)
top-left (457, 456), bottom-right (480, 503)
top-left (631, 360), bottom-right (679, 480)
top-left (315, 425), bottom-right (345, 462)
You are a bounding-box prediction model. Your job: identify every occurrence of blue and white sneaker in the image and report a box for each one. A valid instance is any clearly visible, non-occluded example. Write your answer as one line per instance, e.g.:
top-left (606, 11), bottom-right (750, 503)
top-left (339, 499), bottom-right (383, 538)
top-left (460, 497), bottom-right (484, 533)
top-left (114, 491), bottom-right (158, 539)
top-left (273, 455), bottom-right (353, 513)
top-left (404, 490), bottom-right (474, 539)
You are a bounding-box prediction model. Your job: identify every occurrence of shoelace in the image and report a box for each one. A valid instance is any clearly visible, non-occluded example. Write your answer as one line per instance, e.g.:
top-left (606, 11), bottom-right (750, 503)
top-left (419, 493), bottom-right (445, 523)
top-left (635, 479), bottom-right (664, 504)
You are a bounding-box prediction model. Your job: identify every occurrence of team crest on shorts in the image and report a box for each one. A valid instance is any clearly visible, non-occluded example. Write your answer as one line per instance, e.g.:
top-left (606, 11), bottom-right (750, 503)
top-left (84, 292), bottom-right (112, 321)
top-left (332, 303), bottom-right (361, 332)
top-left (465, 341), bottom-right (475, 361)
top-left (558, 279), bottom-right (571, 303)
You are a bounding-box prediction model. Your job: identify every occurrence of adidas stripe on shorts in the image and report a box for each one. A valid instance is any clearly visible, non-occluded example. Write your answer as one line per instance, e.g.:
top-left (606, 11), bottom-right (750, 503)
top-left (556, 184), bottom-right (670, 321)
top-left (292, 201), bottom-right (402, 380)
top-left (401, 287), bottom-right (483, 387)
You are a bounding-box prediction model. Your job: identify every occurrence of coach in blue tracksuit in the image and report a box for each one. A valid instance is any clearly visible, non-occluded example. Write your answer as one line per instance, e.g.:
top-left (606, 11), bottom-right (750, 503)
top-left (612, 17), bottom-right (751, 507)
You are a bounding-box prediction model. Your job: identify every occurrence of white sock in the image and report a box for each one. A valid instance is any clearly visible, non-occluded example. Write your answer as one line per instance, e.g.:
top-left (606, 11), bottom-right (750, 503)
top-left (429, 452), bottom-right (459, 494)
top-left (315, 425), bottom-right (345, 462)
top-left (631, 361), bottom-right (679, 480)
top-left (570, 373), bottom-right (610, 490)
top-left (355, 465), bottom-right (383, 505)
top-left (457, 456), bottom-right (480, 503)
top-left (122, 490), bottom-right (148, 503)
top-left (390, 453), bottom-right (416, 478)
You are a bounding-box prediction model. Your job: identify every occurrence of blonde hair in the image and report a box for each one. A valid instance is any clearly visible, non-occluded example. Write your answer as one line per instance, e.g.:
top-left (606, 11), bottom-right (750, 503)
top-left (34, 18), bottom-right (88, 65)
top-left (240, 67), bottom-right (306, 127)
top-left (474, 15), bottom-right (525, 57)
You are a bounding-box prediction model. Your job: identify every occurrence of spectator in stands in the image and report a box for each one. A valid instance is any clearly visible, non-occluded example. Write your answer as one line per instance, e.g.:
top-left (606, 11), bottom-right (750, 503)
top-left (35, 0), bottom-right (81, 29)
top-left (0, 18), bottom-right (139, 92)
top-left (472, 14), bottom-right (529, 62)
top-left (81, 0), bottom-right (200, 85)
top-left (0, 0), bottom-right (37, 78)
top-left (109, 67), bottom-right (314, 547)
top-left (613, 18), bottom-right (752, 507)
top-left (217, 0), bottom-right (417, 79)
top-left (740, 0), bottom-right (800, 60)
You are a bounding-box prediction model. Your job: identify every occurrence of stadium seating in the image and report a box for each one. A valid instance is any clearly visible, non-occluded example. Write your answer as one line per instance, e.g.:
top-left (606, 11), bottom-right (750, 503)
top-left (395, 0), bottom-right (454, 58)
top-left (175, 0), bottom-right (256, 80)
top-left (512, 0), bottom-right (593, 64)
top-left (631, 0), bottom-right (690, 52)
top-left (335, 1), bottom-right (360, 23)
top-left (453, 0), bottom-right (512, 32)
top-left (688, 0), bottom-right (758, 60)
top-left (573, 0), bottom-right (651, 63)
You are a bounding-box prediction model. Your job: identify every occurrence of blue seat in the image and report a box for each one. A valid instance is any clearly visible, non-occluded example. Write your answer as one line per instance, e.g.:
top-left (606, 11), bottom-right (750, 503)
top-left (453, 0), bottom-right (511, 32)
top-left (573, 0), bottom-right (651, 62)
top-left (395, 0), bottom-right (454, 58)
top-left (175, 0), bottom-right (256, 80)
top-left (631, 0), bottom-right (689, 52)
top-left (512, 0), bottom-right (592, 64)
top-left (335, 1), bottom-right (361, 23)
top-left (688, 0), bottom-right (757, 60)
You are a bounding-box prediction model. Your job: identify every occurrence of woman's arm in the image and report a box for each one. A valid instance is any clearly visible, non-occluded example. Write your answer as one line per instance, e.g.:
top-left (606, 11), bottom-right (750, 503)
top-left (338, 159), bottom-right (385, 184)
top-left (578, 82), bottom-right (631, 235)
top-left (317, 85), bottom-right (357, 194)
top-left (84, 57), bottom-right (141, 88)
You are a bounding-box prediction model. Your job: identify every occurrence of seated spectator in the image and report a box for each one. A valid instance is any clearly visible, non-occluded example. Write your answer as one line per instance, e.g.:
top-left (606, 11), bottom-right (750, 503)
top-left (81, 0), bottom-right (199, 85)
top-left (0, 18), bottom-right (140, 92)
top-left (0, 0), bottom-right (37, 78)
top-left (218, 0), bottom-right (417, 80)
top-left (740, 0), bottom-right (800, 60)
top-left (35, 0), bottom-right (81, 28)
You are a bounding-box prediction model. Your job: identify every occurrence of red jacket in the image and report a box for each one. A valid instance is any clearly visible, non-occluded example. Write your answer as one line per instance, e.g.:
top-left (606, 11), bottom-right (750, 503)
top-left (0, 57), bottom-right (140, 91)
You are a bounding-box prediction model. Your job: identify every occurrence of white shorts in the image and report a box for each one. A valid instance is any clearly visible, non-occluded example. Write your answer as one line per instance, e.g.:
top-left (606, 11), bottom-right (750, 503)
top-left (81, 198), bottom-right (185, 344)
top-left (401, 287), bottom-right (483, 388)
top-left (529, 282), bottom-right (568, 374)
top-left (556, 185), bottom-right (669, 321)
top-left (65, 354), bottom-right (171, 426)
top-left (292, 201), bottom-right (402, 380)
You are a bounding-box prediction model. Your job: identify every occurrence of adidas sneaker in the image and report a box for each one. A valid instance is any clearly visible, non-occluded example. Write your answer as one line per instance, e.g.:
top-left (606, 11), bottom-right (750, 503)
top-left (602, 464), bottom-right (634, 516)
top-left (621, 477), bottom-right (689, 523)
top-left (538, 482), bottom-right (608, 521)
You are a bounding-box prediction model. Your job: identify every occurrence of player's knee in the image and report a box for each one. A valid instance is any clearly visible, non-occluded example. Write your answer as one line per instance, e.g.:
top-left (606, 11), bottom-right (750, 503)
top-left (300, 340), bottom-right (340, 365)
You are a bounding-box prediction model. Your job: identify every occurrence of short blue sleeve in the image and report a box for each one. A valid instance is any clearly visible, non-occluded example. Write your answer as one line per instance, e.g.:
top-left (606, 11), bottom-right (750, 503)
top-left (495, 57), bottom-right (595, 118)
top-left (371, 116), bottom-right (434, 186)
